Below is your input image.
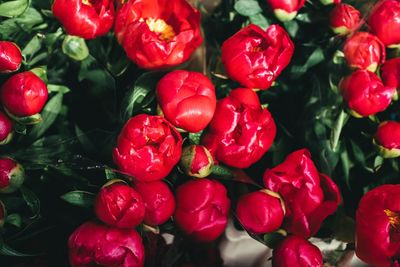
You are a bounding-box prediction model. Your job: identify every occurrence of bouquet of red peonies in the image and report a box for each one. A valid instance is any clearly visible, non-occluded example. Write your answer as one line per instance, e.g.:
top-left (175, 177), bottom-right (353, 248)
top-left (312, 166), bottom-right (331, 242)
top-left (1, 0), bottom-right (400, 266)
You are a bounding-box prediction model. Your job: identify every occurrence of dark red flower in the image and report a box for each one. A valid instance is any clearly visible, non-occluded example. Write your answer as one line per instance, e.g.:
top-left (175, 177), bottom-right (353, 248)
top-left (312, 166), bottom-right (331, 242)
top-left (343, 32), bottom-right (385, 72)
top-left (329, 4), bottom-right (361, 35)
top-left (174, 179), bottom-right (230, 242)
top-left (180, 145), bottom-right (214, 178)
top-left (202, 88), bottom-right (276, 168)
top-left (134, 181), bottom-right (175, 226)
top-left (156, 70), bottom-right (216, 133)
top-left (263, 149), bottom-right (341, 238)
top-left (113, 114), bottom-right (183, 182)
top-left (221, 24), bottom-right (294, 90)
top-left (0, 41), bottom-right (22, 73)
top-left (236, 190), bottom-right (285, 234)
top-left (1, 71), bottom-right (48, 118)
top-left (52, 0), bottom-right (115, 39)
top-left (266, 0), bottom-right (305, 21)
top-left (95, 181), bottom-right (145, 228)
top-left (381, 58), bottom-right (400, 90)
top-left (340, 70), bottom-right (395, 117)
top-left (368, 0), bottom-right (400, 47)
top-left (114, 0), bottom-right (202, 70)
top-left (272, 235), bottom-right (323, 267)
top-left (0, 158), bottom-right (24, 194)
top-left (68, 221), bottom-right (144, 267)
top-left (0, 111), bottom-right (12, 145)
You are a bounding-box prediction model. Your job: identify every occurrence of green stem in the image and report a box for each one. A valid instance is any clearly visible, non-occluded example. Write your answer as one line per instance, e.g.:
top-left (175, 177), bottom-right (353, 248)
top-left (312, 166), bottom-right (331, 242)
top-left (330, 110), bottom-right (349, 152)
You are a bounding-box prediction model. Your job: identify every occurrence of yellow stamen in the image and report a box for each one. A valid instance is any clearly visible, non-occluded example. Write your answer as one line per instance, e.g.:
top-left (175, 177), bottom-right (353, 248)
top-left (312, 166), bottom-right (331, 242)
top-left (145, 18), bottom-right (176, 41)
top-left (82, 0), bottom-right (91, 6)
top-left (385, 209), bottom-right (400, 231)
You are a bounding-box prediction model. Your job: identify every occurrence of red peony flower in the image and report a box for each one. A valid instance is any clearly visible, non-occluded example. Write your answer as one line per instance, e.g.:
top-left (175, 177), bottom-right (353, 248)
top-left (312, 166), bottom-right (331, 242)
top-left (329, 4), bottom-right (361, 35)
top-left (0, 41), bottom-right (22, 73)
top-left (263, 149), bottom-right (341, 238)
top-left (94, 181), bottom-right (145, 228)
top-left (0, 158), bottom-right (25, 194)
top-left (340, 70), bottom-right (395, 117)
top-left (114, 0), bottom-right (202, 70)
top-left (180, 145), bottom-right (214, 178)
top-left (113, 114), bottom-right (183, 182)
top-left (202, 88), bottom-right (276, 168)
top-left (374, 121), bottom-right (400, 158)
top-left (221, 24), bottom-right (294, 90)
top-left (266, 0), bottom-right (305, 21)
top-left (174, 179), bottom-right (230, 242)
top-left (68, 221), bottom-right (144, 267)
top-left (381, 58), bottom-right (400, 90)
top-left (52, 0), bottom-right (115, 39)
top-left (156, 70), bottom-right (216, 133)
top-left (0, 111), bottom-right (13, 145)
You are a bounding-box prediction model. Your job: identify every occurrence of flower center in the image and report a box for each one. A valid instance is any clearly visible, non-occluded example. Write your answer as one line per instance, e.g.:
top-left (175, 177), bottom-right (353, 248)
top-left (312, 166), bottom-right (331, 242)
top-left (385, 209), bottom-right (400, 232)
top-left (82, 0), bottom-right (92, 6)
top-left (145, 18), bottom-right (176, 41)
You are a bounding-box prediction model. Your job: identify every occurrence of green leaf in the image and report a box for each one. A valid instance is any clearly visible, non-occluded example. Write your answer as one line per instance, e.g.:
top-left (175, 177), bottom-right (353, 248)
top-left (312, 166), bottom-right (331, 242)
top-left (22, 35), bottom-right (41, 60)
top-left (105, 168), bottom-right (119, 181)
top-left (60, 191), bottom-right (95, 208)
top-left (330, 110), bottom-right (349, 152)
top-left (211, 165), bottom-right (234, 177)
top-left (6, 213), bottom-right (22, 228)
top-left (0, 8), bottom-right (43, 39)
top-left (47, 84), bottom-right (70, 94)
top-left (263, 231), bottom-right (286, 248)
top-left (27, 93), bottom-right (63, 141)
top-left (249, 13), bottom-right (269, 30)
top-left (234, 0), bottom-right (262, 17)
top-left (304, 47), bottom-right (325, 69)
top-left (62, 35), bottom-right (89, 61)
top-left (20, 187), bottom-right (40, 219)
top-left (188, 131), bottom-right (203, 145)
top-left (0, 0), bottom-right (30, 18)
top-left (0, 238), bottom-right (36, 256)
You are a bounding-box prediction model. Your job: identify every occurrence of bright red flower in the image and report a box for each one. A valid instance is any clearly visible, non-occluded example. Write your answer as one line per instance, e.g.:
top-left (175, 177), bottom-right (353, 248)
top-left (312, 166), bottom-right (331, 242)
top-left (68, 221), bottom-right (144, 267)
top-left (1, 71), bottom-right (48, 118)
top-left (368, 0), bottom-right (400, 47)
top-left (381, 58), bottom-right (400, 90)
top-left (236, 190), bottom-right (285, 234)
top-left (202, 88), bottom-right (276, 168)
top-left (221, 24), bottom-right (294, 90)
top-left (0, 41), bottom-right (22, 73)
top-left (0, 158), bottom-right (24, 194)
top-left (343, 32), bottom-right (385, 72)
top-left (174, 179), bottom-right (230, 242)
top-left (94, 181), bottom-right (145, 228)
top-left (340, 70), bottom-right (395, 117)
top-left (180, 145), bottom-right (214, 178)
top-left (266, 0), bottom-right (305, 21)
top-left (263, 149), bottom-right (341, 238)
top-left (114, 0), bottom-right (202, 70)
top-left (272, 235), bottom-right (323, 267)
top-left (374, 121), bottom-right (400, 158)
top-left (329, 4), bottom-right (361, 35)
top-left (0, 112), bottom-right (12, 145)
top-left (156, 70), bottom-right (216, 133)
top-left (134, 181), bottom-right (175, 226)
top-left (355, 185), bottom-right (400, 267)
top-left (113, 114), bottom-right (183, 182)
top-left (52, 0), bottom-right (115, 39)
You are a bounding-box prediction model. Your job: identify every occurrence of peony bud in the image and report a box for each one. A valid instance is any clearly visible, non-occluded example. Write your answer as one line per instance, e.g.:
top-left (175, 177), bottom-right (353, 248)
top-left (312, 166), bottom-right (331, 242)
top-left (174, 179), bottom-right (230, 242)
top-left (381, 58), bottom-right (400, 90)
top-left (0, 41), bottom-right (22, 73)
top-left (180, 145), bottom-right (214, 178)
top-left (0, 200), bottom-right (5, 228)
top-left (266, 0), bottom-right (305, 21)
top-left (1, 71), bottom-right (48, 124)
top-left (52, 0), bottom-right (115, 39)
top-left (329, 4), bottom-right (361, 35)
top-left (236, 189), bottom-right (285, 234)
top-left (0, 158), bottom-right (25, 194)
top-left (343, 32), bottom-right (385, 72)
top-left (374, 121), bottom-right (400, 158)
top-left (272, 235), bottom-right (323, 267)
top-left (0, 111), bottom-right (13, 145)
top-left (134, 181), bottom-right (175, 226)
top-left (94, 180), bottom-right (145, 228)
top-left (340, 70), bottom-right (395, 117)
top-left (368, 0), bottom-right (400, 47)
top-left (68, 221), bottom-right (145, 267)
top-left (156, 70), bottom-right (216, 133)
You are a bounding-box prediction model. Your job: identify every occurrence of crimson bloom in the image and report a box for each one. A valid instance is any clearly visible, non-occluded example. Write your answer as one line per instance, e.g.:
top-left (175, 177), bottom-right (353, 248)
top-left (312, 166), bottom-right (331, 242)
top-left (356, 185), bottom-right (400, 267)
top-left (236, 190), bottom-right (285, 234)
top-left (134, 181), bottom-right (175, 226)
top-left (329, 4), bottom-right (361, 35)
top-left (202, 88), bottom-right (276, 168)
top-left (340, 70), bottom-right (395, 117)
top-left (221, 24), bottom-right (294, 90)
top-left (0, 158), bottom-right (25, 194)
top-left (1, 71), bottom-right (48, 119)
top-left (374, 121), bottom-right (400, 158)
top-left (156, 70), bottom-right (216, 133)
top-left (381, 58), bottom-right (400, 90)
top-left (272, 235), bottom-right (323, 267)
top-left (180, 145), bottom-right (214, 178)
top-left (0, 41), bottom-right (22, 73)
top-left (94, 181), bottom-right (145, 228)
top-left (0, 112), bottom-right (12, 145)
top-left (52, 0), bottom-right (114, 39)
top-left (368, 0), bottom-right (400, 47)
top-left (174, 179), bottom-right (230, 242)
top-left (114, 0), bottom-right (202, 70)
top-left (343, 32), bottom-right (385, 72)
top-left (113, 114), bottom-right (182, 182)
top-left (68, 221), bottom-right (144, 267)
top-left (263, 149), bottom-right (341, 238)
top-left (266, 0), bottom-right (305, 21)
